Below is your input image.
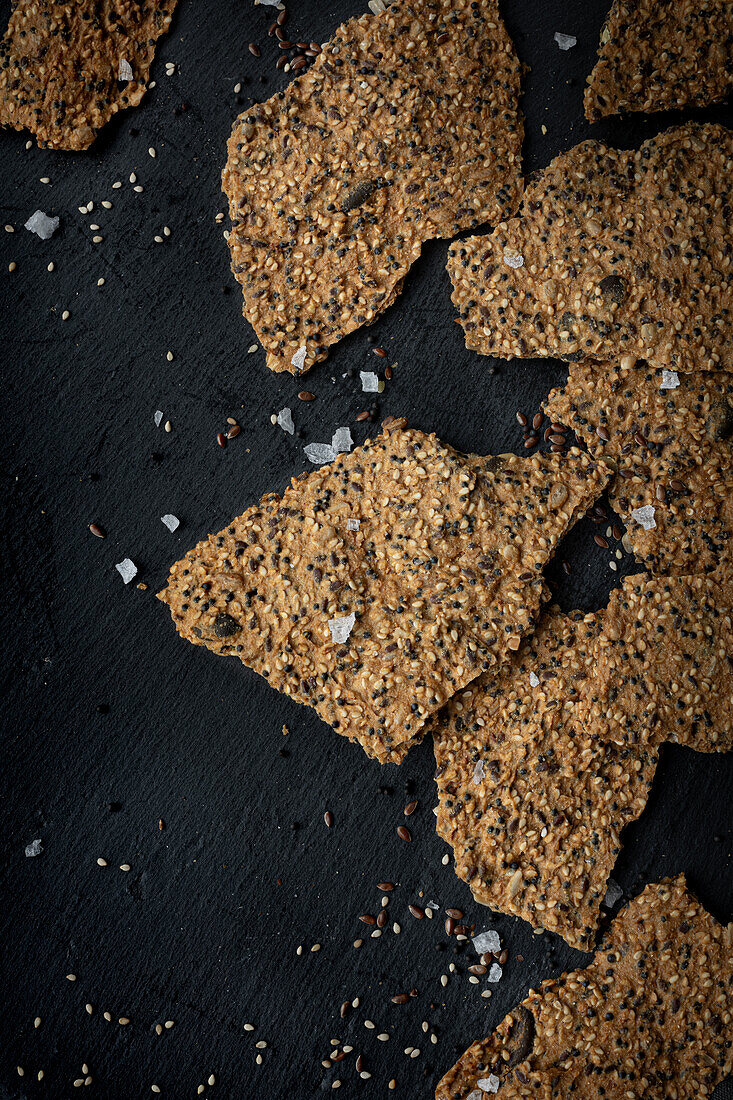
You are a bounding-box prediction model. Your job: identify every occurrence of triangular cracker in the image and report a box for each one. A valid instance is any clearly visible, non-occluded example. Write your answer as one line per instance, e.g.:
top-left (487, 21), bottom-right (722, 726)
top-left (0, 0), bottom-right (177, 151)
top-left (585, 0), bottom-right (733, 121)
top-left (436, 876), bottom-right (733, 1100)
top-left (223, 0), bottom-right (523, 375)
top-left (582, 571), bottom-right (733, 751)
top-left (158, 425), bottom-right (610, 763)
top-left (544, 361), bottom-right (733, 574)
top-left (433, 607), bottom-right (657, 951)
top-left (447, 123), bottom-right (733, 373)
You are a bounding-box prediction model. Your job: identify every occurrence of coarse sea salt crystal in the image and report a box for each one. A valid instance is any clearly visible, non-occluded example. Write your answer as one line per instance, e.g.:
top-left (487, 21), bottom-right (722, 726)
top-left (603, 878), bottom-right (624, 909)
top-left (426, 900), bottom-right (440, 910)
top-left (631, 504), bottom-right (656, 530)
top-left (161, 514), bottom-right (180, 532)
top-left (328, 611), bottom-right (355, 645)
top-left (472, 760), bottom-right (485, 784)
top-left (503, 251), bottom-right (524, 269)
top-left (467, 1092), bottom-right (483, 1100)
top-left (360, 370), bottom-right (380, 393)
top-left (529, 671), bottom-right (540, 687)
top-left (25, 839), bottom-right (43, 857)
top-left (554, 31), bottom-right (577, 49)
top-left (660, 370), bottom-right (680, 390)
top-left (277, 407), bottom-right (295, 435)
top-left (478, 1077), bottom-right (501, 1094)
top-left (154, 410), bottom-right (164, 427)
top-left (25, 210), bottom-right (59, 239)
top-left (118, 57), bottom-right (133, 81)
top-left (472, 929), bottom-right (500, 955)
top-left (116, 558), bottom-right (138, 584)
top-left (346, 517), bottom-right (360, 531)
top-left (304, 442), bottom-right (337, 464)
top-left (331, 426), bottom-right (353, 453)
top-left (487, 963), bottom-right (503, 982)
top-left (291, 345), bottom-right (307, 372)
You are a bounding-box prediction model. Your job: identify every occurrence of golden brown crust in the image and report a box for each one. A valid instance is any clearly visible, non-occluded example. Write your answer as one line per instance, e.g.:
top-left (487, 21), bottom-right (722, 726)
top-left (447, 123), bottom-right (733, 373)
top-left (0, 0), bottom-right (177, 151)
top-left (436, 876), bottom-right (733, 1100)
top-left (585, 0), bottom-right (733, 121)
top-left (222, 0), bottom-right (523, 374)
top-left (158, 425), bottom-right (610, 763)
top-left (433, 606), bottom-right (658, 950)
top-left (583, 571), bottom-right (733, 752)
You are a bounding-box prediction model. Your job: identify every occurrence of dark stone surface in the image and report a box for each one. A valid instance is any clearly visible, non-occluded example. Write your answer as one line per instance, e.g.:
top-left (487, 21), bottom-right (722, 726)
top-left (1, 0), bottom-right (731, 1096)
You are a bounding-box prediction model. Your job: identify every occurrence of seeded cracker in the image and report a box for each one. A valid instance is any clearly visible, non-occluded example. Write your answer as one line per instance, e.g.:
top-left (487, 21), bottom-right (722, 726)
top-left (433, 608), bottom-right (657, 951)
top-left (544, 361), bottom-right (733, 574)
top-left (158, 425), bottom-right (610, 763)
top-left (582, 570), bottom-right (733, 752)
top-left (447, 123), bottom-right (733, 373)
top-left (223, 0), bottom-right (523, 375)
top-left (0, 1), bottom-right (177, 151)
top-left (436, 876), bottom-right (733, 1100)
top-left (585, 0), bottom-right (733, 122)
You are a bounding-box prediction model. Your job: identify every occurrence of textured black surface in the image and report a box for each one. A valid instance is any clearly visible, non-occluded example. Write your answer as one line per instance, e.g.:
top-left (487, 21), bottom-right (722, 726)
top-left (1, 1), bottom-right (731, 1097)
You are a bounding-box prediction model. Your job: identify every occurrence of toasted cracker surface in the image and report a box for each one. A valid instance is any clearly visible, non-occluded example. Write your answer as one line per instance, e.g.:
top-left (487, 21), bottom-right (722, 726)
top-left (436, 875), bottom-right (733, 1100)
top-left (223, 0), bottom-right (523, 375)
top-left (585, 0), bottom-right (733, 121)
top-left (447, 123), bottom-right (733, 373)
top-left (544, 361), bottom-right (733, 574)
top-left (0, 0), bottom-right (176, 151)
top-left (433, 607), bottom-right (657, 951)
top-left (158, 425), bottom-right (609, 763)
top-left (583, 571), bottom-right (733, 752)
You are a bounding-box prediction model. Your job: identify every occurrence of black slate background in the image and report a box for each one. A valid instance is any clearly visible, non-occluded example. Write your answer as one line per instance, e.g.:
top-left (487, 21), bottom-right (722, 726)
top-left (1, 0), bottom-right (732, 1097)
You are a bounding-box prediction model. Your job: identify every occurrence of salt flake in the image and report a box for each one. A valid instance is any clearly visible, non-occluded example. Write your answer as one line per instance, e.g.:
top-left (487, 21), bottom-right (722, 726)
top-left (331, 426), bottom-right (353, 453)
top-left (25, 210), bottom-right (59, 240)
top-left (277, 407), bottom-right (295, 435)
top-left (487, 962), bottom-right (503, 982)
top-left (328, 612), bottom-right (355, 645)
top-left (116, 558), bottom-right (138, 584)
top-left (360, 370), bottom-right (380, 392)
top-left (467, 1092), bottom-right (483, 1100)
top-left (154, 410), bottom-right (164, 427)
top-left (603, 877), bottom-right (624, 909)
top-left (118, 57), bottom-right (133, 81)
top-left (161, 514), bottom-right (180, 532)
top-left (304, 442), bottom-right (337, 464)
top-left (472, 929), bottom-right (500, 955)
top-left (25, 839), bottom-right (43, 857)
top-left (660, 370), bottom-right (680, 390)
top-left (554, 31), bottom-right (577, 49)
top-left (291, 345), bottom-right (307, 373)
top-left (478, 1076), bottom-right (501, 1094)
top-left (529, 671), bottom-right (540, 687)
top-left (631, 505), bottom-right (656, 530)
top-left (472, 759), bottom-right (485, 785)
top-left (503, 251), bottom-right (524, 269)
top-left (346, 517), bottom-right (360, 531)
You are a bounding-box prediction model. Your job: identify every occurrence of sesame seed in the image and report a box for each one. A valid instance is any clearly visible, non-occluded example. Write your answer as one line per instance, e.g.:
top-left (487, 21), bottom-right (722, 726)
top-left (166, 351), bottom-right (173, 361)
top-left (8, 262), bottom-right (17, 272)
top-left (149, 147), bottom-right (157, 158)
top-left (66, 974), bottom-right (77, 981)
top-left (255, 1041), bottom-right (267, 1049)
top-left (103, 1012), bottom-right (112, 1021)
top-left (208, 1075), bottom-right (216, 1086)
top-left (86, 1004), bottom-right (93, 1014)
top-left (92, 235), bottom-right (103, 243)
top-left (40, 176), bottom-right (50, 184)
top-left (112, 181), bottom-right (122, 189)
top-left (47, 262), bottom-right (54, 272)
top-left (311, 943), bottom-right (321, 952)
top-left (61, 310), bottom-right (70, 321)
top-left (164, 421), bottom-right (172, 433)
top-left (244, 1024), bottom-right (255, 1031)
top-left (119, 863), bottom-right (131, 872)
top-left (119, 1017), bottom-right (130, 1025)
top-left (4, 224), bottom-right (14, 232)
top-left (102, 201), bottom-right (112, 209)
top-left (97, 857), bottom-right (107, 866)
top-left (97, 278), bottom-right (105, 286)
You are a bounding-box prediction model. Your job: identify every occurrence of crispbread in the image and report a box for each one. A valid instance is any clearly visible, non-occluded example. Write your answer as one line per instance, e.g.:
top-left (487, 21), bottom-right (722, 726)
top-left (158, 425), bottom-right (610, 763)
top-left (223, 0), bottom-right (523, 375)
top-left (583, 571), bottom-right (733, 752)
top-left (433, 607), bottom-right (657, 951)
top-left (544, 361), bottom-right (733, 574)
top-left (585, 0), bottom-right (733, 121)
top-left (436, 876), bottom-right (733, 1100)
top-left (447, 123), bottom-right (733, 373)
top-left (0, 0), bottom-right (177, 151)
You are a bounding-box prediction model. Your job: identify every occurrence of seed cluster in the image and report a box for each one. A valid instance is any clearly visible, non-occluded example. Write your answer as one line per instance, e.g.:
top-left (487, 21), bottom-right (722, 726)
top-left (0, 0), bottom-right (177, 150)
top-left (437, 876), bottom-right (733, 1100)
top-left (222, 0), bottom-right (523, 374)
top-left (544, 361), bottom-right (733, 575)
top-left (158, 423), bottom-right (610, 763)
top-left (585, 0), bottom-right (733, 121)
top-left (447, 123), bottom-right (733, 373)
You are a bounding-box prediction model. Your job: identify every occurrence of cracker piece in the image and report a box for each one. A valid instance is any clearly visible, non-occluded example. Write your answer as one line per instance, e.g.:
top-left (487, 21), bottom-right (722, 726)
top-left (447, 123), bottom-right (733, 373)
top-left (436, 875), bottom-right (733, 1100)
top-left (433, 607), bottom-right (657, 951)
top-left (585, 0), bottom-right (733, 122)
top-left (223, 0), bottom-right (523, 375)
top-left (0, 0), bottom-right (177, 151)
top-left (158, 426), bottom-right (610, 763)
top-left (544, 361), bottom-right (733, 574)
top-left (583, 571), bottom-right (733, 752)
